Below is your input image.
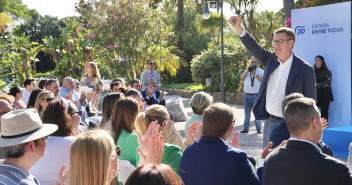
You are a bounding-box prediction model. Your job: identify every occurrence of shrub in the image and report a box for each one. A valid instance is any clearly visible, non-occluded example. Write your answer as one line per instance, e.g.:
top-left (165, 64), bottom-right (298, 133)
top-left (191, 43), bottom-right (248, 92)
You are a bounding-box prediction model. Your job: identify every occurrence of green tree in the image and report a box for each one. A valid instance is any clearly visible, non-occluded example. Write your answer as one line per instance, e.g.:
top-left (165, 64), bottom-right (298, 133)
top-left (77, 0), bottom-right (182, 81)
top-left (0, 0), bottom-right (29, 20)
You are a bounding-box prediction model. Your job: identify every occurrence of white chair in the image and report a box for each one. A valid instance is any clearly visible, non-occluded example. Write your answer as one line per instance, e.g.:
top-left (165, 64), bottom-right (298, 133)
top-left (118, 160), bottom-right (136, 184)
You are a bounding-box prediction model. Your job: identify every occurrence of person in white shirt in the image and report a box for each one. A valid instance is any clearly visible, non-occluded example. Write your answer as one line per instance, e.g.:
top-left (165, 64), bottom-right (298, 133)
top-left (229, 15), bottom-right (316, 148)
top-left (240, 57), bottom-right (264, 134)
top-left (21, 78), bottom-right (36, 107)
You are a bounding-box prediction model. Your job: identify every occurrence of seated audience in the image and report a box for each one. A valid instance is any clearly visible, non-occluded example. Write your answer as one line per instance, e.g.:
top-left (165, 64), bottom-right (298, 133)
top-left (125, 163), bottom-right (183, 185)
top-left (131, 79), bottom-right (142, 91)
top-left (180, 103), bottom-right (279, 185)
top-left (21, 78), bottom-right (36, 106)
top-left (0, 96), bottom-right (14, 159)
top-left (141, 78), bottom-right (165, 106)
top-left (112, 78), bottom-right (126, 86)
top-left (110, 81), bottom-right (122, 93)
top-left (0, 109), bottom-right (58, 184)
top-left (67, 101), bottom-right (86, 134)
top-left (137, 104), bottom-right (182, 147)
top-left (34, 91), bottom-right (55, 116)
top-left (135, 105), bottom-right (183, 173)
top-left (263, 98), bottom-right (352, 185)
top-left (45, 79), bottom-right (60, 97)
top-left (63, 129), bottom-right (119, 185)
top-left (30, 99), bottom-right (77, 185)
top-left (184, 92), bottom-right (213, 138)
top-left (27, 89), bottom-right (42, 108)
top-left (8, 86), bottom-right (26, 109)
top-left (270, 93), bottom-right (333, 156)
top-left (73, 79), bottom-right (80, 94)
top-left (126, 89), bottom-right (145, 111)
top-left (111, 97), bottom-right (140, 167)
top-left (99, 93), bottom-right (125, 130)
top-left (38, 78), bottom-right (49, 89)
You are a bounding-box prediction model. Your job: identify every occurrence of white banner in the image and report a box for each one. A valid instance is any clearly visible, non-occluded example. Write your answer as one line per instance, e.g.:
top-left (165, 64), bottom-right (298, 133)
top-left (292, 2), bottom-right (351, 127)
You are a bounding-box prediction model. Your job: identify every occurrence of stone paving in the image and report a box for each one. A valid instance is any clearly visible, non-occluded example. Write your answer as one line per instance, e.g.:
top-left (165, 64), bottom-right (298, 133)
top-left (171, 95), bottom-right (348, 162)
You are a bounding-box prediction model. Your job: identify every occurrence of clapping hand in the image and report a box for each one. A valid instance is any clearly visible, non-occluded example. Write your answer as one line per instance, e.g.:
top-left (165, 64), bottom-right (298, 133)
top-left (229, 131), bottom-right (240, 149)
top-left (185, 122), bottom-right (202, 146)
top-left (136, 121), bottom-right (165, 165)
top-left (261, 140), bottom-right (287, 159)
top-left (55, 164), bottom-right (69, 185)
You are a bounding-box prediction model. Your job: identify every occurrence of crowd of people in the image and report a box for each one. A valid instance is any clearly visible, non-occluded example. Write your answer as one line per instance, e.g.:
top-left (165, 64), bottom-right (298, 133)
top-left (0, 14), bottom-right (350, 185)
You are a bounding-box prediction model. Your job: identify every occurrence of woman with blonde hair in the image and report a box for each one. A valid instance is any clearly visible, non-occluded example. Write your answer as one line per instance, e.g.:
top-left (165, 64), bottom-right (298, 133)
top-left (135, 105), bottom-right (183, 174)
top-left (69, 129), bottom-right (120, 185)
top-left (99, 92), bottom-right (124, 130)
top-left (80, 61), bottom-right (103, 110)
top-left (34, 90), bottom-right (54, 116)
top-left (136, 105), bottom-right (183, 147)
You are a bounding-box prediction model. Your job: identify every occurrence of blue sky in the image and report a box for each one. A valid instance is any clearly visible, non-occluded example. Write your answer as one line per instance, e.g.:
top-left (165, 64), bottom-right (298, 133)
top-left (22, 0), bottom-right (285, 19)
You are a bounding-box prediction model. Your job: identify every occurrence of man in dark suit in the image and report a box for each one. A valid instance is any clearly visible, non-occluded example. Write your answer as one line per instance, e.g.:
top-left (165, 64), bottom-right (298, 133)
top-left (179, 103), bottom-right (282, 185)
top-left (229, 15), bottom-right (316, 147)
top-left (263, 97), bottom-right (352, 185)
top-left (141, 78), bottom-right (165, 106)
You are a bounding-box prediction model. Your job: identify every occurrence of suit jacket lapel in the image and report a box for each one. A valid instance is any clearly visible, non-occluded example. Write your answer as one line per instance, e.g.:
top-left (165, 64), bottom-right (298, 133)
top-left (285, 54), bottom-right (301, 95)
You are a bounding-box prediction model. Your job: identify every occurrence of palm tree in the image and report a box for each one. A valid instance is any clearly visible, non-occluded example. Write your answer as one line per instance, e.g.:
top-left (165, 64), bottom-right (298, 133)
top-left (283, 0), bottom-right (295, 20)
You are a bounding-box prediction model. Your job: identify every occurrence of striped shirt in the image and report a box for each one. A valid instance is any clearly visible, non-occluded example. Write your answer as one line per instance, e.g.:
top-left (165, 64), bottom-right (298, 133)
top-left (0, 163), bottom-right (39, 185)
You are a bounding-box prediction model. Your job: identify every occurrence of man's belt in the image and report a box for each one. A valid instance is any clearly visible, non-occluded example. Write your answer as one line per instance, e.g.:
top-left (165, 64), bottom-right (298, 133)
top-left (269, 114), bottom-right (284, 120)
top-left (245, 93), bottom-right (257, 95)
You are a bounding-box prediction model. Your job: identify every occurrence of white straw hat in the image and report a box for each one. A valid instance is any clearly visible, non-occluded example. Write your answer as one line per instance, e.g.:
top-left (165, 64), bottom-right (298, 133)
top-left (0, 109), bottom-right (58, 147)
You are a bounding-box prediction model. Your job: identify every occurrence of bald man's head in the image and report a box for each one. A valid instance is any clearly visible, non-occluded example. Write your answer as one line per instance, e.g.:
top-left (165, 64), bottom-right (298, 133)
top-left (62, 77), bottom-right (75, 91)
top-left (0, 99), bottom-right (13, 132)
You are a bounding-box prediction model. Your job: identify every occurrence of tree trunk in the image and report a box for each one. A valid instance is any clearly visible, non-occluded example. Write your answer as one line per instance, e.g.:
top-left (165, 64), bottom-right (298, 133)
top-left (283, 0), bottom-right (295, 20)
top-left (177, 0), bottom-right (184, 51)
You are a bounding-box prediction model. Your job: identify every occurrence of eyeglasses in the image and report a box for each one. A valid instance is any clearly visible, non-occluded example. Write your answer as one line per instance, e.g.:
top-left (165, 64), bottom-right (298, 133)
top-left (169, 115), bottom-right (174, 121)
top-left (70, 111), bottom-right (82, 117)
top-left (45, 97), bottom-right (55, 103)
top-left (43, 136), bottom-right (48, 140)
top-left (116, 146), bottom-right (121, 157)
top-left (272, 39), bottom-right (291, 45)
top-left (149, 63), bottom-right (155, 65)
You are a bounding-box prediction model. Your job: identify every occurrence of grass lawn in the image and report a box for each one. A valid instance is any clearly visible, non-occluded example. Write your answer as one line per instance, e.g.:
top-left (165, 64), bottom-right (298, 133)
top-left (163, 83), bottom-right (204, 91)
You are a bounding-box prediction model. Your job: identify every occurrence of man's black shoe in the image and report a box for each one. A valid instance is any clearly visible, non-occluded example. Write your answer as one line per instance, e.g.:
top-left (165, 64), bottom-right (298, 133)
top-left (257, 130), bottom-right (262, 134)
top-left (240, 129), bottom-right (249, 133)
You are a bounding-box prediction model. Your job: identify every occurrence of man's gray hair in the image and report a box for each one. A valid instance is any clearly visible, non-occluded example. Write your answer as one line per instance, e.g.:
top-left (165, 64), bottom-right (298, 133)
top-left (2, 143), bottom-right (27, 158)
top-left (190, 92), bottom-right (213, 115)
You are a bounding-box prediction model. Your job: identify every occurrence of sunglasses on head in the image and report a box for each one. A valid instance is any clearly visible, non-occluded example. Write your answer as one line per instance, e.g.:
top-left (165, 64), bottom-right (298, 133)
top-left (45, 97), bottom-right (55, 103)
top-left (116, 146), bottom-right (121, 157)
top-left (70, 111), bottom-right (83, 117)
top-left (169, 115), bottom-right (174, 121)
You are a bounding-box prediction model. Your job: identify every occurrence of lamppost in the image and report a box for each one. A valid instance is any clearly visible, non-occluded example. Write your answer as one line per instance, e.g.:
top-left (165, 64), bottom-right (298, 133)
top-left (202, 0), bottom-right (226, 103)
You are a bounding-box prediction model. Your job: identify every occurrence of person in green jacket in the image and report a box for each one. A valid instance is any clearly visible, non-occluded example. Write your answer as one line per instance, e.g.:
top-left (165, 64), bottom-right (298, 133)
top-left (135, 104), bottom-right (183, 174)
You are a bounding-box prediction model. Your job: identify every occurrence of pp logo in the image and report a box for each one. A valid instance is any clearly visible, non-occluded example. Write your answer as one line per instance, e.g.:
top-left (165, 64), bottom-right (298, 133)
top-left (295, 26), bottom-right (306, 35)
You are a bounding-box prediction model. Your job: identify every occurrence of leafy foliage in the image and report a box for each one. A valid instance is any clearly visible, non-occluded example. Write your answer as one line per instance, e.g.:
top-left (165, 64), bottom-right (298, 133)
top-left (76, 0), bottom-right (182, 82)
top-left (191, 41), bottom-right (248, 92)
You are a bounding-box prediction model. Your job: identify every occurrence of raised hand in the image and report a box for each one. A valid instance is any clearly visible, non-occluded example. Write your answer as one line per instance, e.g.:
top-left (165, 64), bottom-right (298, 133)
top-left (136, 121), bottom-right (162, 164)
top-left (261, 140), bottom-right (287, 159)
top-left (55, 164), bottom-right (69, 185)
top-left (228, 14), bottom-right (244, 34)
top-left (185, 122), bottom-right (202, 146)
top-left (229, 131), bottom-right (240, 149)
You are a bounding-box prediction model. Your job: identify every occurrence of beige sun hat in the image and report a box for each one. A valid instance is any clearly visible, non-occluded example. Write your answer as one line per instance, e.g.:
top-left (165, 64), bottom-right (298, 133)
top-left (0, 109), bottom-right (58, 147)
